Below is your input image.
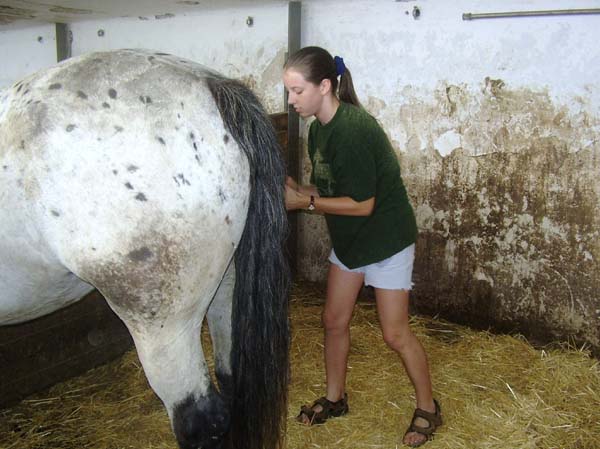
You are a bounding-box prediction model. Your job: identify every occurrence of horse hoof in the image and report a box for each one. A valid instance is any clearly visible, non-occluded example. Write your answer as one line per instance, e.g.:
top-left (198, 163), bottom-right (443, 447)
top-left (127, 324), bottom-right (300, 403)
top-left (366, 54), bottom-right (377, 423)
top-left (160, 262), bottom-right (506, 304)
top-left (172, 386), bottom-right (230, 449)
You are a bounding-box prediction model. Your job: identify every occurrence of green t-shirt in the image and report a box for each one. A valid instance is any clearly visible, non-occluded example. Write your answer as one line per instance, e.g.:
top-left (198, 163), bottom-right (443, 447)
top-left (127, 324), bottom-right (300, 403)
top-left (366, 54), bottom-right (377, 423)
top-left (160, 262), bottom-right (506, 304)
top-left (308, 102), bottom-right (417, 269)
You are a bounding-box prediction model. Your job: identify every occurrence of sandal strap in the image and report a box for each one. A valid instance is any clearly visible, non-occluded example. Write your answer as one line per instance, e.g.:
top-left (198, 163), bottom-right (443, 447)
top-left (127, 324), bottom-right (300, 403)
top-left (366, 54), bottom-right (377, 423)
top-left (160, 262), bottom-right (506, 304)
top-left (413, 399), bottom-right (442, 427)
top-left (405, 399), bottom-right (442, 438)
top-left (298, 396), bottom-right (333, 420)
top-left (313, 396), bottom-right (333, 408)
top-left (297, 394), bottom-right (349, 424)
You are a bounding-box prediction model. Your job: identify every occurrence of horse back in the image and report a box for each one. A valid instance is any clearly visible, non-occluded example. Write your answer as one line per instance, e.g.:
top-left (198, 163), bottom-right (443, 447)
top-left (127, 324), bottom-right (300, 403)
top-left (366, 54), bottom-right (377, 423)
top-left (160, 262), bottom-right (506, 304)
top-left (0, 50), bottom-right (250, 326)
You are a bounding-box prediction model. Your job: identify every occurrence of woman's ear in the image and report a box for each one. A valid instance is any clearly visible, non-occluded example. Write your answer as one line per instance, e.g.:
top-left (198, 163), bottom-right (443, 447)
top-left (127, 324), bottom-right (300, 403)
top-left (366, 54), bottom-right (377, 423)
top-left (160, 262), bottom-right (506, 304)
top-left (319, 78), bottom-right (332, 95)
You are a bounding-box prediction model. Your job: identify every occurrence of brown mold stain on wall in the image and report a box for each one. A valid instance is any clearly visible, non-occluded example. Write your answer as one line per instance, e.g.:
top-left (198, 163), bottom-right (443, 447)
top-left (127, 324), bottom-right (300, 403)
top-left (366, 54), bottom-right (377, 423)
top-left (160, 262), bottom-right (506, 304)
top-left (299, 78), bottom-right (600, 354)
top-left (407, 79), bottom-right (599, 354)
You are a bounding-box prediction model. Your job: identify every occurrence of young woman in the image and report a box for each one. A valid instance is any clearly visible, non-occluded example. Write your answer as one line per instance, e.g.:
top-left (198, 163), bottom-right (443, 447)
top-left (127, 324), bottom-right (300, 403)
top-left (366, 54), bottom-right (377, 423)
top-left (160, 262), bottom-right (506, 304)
top-left (283, 46), bottom-right (442, 447)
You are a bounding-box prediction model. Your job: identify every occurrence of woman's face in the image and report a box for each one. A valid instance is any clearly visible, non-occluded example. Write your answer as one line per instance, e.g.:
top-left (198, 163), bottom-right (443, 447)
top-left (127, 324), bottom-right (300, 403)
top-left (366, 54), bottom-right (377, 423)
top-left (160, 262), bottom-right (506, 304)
top-left (283, 68), bottom-right (326, 118)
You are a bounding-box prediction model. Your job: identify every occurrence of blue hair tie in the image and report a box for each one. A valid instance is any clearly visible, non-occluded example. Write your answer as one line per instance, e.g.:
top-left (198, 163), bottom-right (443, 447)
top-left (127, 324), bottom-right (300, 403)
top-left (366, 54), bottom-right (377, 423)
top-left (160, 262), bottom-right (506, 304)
top-left (334, 55), bottom-right (346, 77)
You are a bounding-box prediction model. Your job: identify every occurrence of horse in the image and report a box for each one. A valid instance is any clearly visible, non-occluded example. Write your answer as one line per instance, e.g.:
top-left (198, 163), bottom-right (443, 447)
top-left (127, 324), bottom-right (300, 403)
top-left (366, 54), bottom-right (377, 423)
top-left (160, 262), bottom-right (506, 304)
top-left (0, 49), bottom-right (290, 449)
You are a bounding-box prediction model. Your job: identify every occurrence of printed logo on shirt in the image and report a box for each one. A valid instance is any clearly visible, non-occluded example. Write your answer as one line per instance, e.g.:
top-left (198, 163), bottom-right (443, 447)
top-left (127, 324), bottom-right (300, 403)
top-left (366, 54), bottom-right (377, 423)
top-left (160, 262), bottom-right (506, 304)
top-left (313, 147), bottom-right (335, 196)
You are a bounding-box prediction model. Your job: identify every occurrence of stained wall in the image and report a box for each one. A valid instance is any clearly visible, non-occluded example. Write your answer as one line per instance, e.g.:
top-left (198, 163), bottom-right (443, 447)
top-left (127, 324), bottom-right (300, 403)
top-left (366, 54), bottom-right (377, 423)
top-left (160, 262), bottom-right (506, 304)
top-left (297, 0), bottom-right (600, 353)
top-left (1, 0), bottom-right (598, 352)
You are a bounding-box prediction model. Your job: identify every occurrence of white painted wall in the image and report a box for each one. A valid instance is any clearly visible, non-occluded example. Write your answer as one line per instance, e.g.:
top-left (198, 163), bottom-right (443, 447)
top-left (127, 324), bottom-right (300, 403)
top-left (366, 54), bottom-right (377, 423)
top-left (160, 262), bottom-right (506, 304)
top-left (293, 0), bottom-right (600, 351)
top-left (299, 0), bottom-right (600, 153)
top-left (1, 0), bottom-right (599, 348)
top-left (69, 3), bottom-right (288, 111)
top-left (0, 2), bottom-right (288, 112)
top-left (0, 23), bottom-right (57, 88)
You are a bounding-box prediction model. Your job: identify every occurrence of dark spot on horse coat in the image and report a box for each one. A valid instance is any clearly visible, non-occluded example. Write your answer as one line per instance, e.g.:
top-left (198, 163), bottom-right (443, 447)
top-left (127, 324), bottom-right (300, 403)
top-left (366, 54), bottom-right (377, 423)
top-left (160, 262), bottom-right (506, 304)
top-left (77, 91), bottom-right (88, 100)
top-left (49, 83), bottom-right (62, 90)
top-left (108, 88), bottom-right (117, 99)
top-left (139, 95), bottom-right (152, 104)
top-left (194, 154), bottom-right (201, 165)
top-left (51, 210), bottom-right (60, 217)
top-left (16, 83), bottom-right (23, 93)
top-left (112, 169), bottom-right (118, 175)
top-left (66, 124), bottom-right (76, 132)
top-left (155, 52), bottom-right (170, 56)
top-left (157, 137), bottom-right (166, 145)
top-left (128, 246), bottom-right (153, 262)
top-left (135, 192), bottom-right (147, 201)
top-left (148, 56), bottom-right (155, 62)
top-left (102, 102), bottom-right (110, 109)
top-left (127, 165), bottom-right (139, 172)
top-left (218, 188), bottom-right (227, 203)
top-left (23, 89), bottom-right (30, 96)
top-left (125, 182), bottom-right (134, 190)
top-left (225, 215), bottom-right (231, 225)
top-left (2, 165), bottom-right (8, 170)
top-left (223, 134), bottom-right (229, 144)
top-left (114, 125), bottom-right (124, 133)
top-left (175, 173), bottom-right (190, 186)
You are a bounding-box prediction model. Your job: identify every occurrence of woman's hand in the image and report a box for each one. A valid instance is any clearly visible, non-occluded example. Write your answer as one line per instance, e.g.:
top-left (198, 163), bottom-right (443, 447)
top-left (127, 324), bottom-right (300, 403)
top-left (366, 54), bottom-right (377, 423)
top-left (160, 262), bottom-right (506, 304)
top-left (286, 176), bottom-right (299, 190)
top-left (285, 184), bottom-right (309, 211)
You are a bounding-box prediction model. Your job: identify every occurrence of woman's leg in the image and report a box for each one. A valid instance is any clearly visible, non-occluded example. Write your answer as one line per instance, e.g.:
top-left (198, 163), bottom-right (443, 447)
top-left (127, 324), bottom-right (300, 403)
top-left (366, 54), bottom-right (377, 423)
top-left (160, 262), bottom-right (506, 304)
top-left (374, 288), bottom-right (436, 446)
top-left (323, 263), bottom-right (364, 401)
top-left (298, 263), bottom-right (363, 424)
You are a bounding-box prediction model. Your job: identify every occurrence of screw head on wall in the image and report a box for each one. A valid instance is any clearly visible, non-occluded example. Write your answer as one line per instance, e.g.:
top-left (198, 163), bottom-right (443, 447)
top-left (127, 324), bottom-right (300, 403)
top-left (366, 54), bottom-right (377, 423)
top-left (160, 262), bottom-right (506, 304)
top-left (413, 6), bottom-right (421, 19)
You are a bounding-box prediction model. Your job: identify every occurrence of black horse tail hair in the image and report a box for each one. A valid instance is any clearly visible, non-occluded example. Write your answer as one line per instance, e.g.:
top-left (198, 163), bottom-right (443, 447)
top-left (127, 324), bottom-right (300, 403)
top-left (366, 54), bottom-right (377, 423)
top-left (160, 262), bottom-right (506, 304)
top-left (207, 74), bottom-right (290, 449)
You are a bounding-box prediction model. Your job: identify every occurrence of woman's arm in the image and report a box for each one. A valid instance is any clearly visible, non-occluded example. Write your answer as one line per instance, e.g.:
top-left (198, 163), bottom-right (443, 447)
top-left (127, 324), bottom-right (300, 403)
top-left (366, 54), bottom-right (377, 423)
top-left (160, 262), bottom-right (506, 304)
top-left (285, 183), bottom-right (374, 216)
top-left (286, 176), bottom-right (318, 197)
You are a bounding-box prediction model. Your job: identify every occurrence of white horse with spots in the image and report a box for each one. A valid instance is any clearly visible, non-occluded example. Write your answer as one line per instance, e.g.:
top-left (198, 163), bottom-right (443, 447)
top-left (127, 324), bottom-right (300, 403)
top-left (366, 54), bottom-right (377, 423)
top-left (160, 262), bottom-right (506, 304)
top-left (0, 49), bottom-right (290, 449)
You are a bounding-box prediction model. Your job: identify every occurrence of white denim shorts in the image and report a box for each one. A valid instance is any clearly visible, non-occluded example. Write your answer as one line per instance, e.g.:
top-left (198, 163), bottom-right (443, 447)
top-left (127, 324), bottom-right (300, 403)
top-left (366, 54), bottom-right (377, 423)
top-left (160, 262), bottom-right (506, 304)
top-left (328, 244), bottom-right (415, 290)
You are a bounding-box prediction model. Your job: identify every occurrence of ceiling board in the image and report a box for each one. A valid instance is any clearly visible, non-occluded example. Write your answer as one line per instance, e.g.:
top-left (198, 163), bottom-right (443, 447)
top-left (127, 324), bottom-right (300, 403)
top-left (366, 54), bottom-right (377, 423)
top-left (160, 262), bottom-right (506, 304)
top-left (0, 0), bottom-right (279, 28)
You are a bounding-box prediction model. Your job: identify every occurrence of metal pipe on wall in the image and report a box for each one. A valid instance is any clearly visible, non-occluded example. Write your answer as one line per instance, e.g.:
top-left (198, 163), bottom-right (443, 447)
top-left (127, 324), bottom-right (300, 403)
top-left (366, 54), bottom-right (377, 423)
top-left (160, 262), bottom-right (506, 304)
top-left (463, 8), bottom-right (600, 21)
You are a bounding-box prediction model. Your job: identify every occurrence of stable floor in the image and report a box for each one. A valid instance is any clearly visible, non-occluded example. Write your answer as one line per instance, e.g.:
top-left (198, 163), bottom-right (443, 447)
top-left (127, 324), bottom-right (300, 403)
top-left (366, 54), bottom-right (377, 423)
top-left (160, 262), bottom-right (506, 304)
top-left (0, 282), bottom-right (598, 449)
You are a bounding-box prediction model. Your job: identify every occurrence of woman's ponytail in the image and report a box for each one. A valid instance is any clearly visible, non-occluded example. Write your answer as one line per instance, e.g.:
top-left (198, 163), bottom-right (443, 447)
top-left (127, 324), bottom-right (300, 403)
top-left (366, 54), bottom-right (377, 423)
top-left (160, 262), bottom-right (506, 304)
top-left (338, 68), bottom-right (361, 108)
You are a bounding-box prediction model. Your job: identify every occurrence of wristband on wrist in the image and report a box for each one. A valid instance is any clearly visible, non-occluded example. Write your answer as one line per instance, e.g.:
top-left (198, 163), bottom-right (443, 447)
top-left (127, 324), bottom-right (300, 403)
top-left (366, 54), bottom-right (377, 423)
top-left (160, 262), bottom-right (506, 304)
top-left (308, 195), bottom-right (315, 211)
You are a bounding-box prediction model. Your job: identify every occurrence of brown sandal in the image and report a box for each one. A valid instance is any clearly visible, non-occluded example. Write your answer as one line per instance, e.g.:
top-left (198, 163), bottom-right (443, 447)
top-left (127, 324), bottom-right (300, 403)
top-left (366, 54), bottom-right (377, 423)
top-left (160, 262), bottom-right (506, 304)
top-left (296, 393), bottom-right (349, 425)
top-left (403, 399), bottom-right (442, 447)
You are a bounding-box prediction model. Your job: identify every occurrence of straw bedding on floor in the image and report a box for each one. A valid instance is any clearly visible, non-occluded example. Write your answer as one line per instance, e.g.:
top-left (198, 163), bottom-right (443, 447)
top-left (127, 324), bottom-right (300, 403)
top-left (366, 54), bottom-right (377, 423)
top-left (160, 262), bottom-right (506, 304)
top-left (1, 282), bottom-right (598, 449)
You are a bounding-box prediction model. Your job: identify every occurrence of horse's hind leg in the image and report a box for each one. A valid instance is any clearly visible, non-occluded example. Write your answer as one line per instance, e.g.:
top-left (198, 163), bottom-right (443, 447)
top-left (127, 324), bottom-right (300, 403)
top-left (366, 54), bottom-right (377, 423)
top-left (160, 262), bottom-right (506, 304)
top-left (128, 311), bottom-right (230, 449)
top-left (82, 251), bottom-right (233, 449)
top-left (206, 261), bottom-right (234, 401)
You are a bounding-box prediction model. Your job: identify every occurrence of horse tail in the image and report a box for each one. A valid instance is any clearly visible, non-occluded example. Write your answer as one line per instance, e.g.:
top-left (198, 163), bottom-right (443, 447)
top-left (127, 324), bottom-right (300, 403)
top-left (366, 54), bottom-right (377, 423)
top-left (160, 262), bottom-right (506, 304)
top-left (207, 75), bottom-right (290, 449)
